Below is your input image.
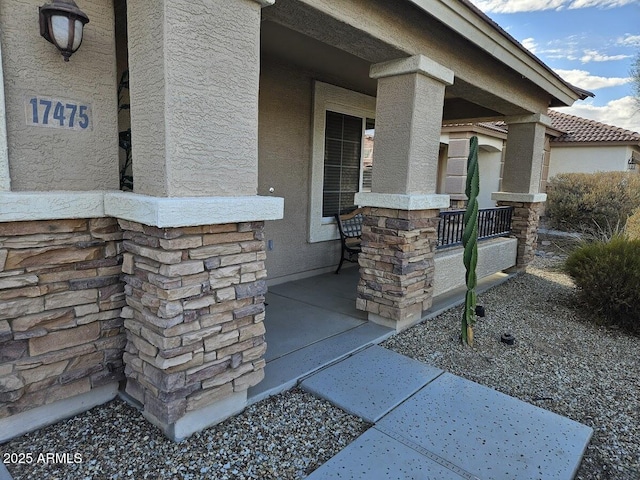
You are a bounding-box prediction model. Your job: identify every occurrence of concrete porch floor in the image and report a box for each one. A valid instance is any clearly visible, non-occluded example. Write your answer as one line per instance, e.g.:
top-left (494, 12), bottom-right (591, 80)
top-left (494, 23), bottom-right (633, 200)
top-left (247, 266), bottom-right (513, 404)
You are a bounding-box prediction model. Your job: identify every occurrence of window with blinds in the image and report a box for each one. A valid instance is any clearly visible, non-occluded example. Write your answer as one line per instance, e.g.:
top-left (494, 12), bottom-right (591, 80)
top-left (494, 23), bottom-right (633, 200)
top-left (322, 111), bottom-right (363, 217)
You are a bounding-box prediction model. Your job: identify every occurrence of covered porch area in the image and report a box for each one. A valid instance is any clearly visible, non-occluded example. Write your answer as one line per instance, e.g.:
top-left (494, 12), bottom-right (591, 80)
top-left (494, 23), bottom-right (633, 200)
top-left (249, 251), bottom-right (514, 404)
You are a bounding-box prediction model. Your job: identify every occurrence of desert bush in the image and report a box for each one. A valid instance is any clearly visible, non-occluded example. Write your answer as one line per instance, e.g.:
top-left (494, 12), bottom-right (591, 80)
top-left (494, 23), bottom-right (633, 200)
top-left (546, 172), bottom-right (640, 233)
top-left (565, 235), bottom-right (640, 332)
top-left (625, 207), bottom-right (640, 240)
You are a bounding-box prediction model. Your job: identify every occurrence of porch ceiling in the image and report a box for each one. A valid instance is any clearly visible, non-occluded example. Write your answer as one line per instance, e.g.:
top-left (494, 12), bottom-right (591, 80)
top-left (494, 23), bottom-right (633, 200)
top-left (261, 0), bottom-right (546, 123)
top-left (261, 20), bottom-right (528, 123)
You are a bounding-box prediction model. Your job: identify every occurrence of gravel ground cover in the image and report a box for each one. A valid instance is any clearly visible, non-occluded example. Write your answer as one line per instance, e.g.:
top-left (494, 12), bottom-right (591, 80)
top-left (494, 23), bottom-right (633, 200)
top-left (2, 390), bottom-right (368, 479)
top-left (3, 240), bottom-right (638, 479)
top-left (385, 251), bottom-right (640, 480)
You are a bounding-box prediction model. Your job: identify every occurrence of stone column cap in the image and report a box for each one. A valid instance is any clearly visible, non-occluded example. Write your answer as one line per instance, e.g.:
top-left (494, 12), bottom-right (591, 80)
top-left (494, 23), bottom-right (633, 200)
top-left (105, 192), bottom-right (284, 227)
top-left (355, 192), bottom-right (450, 210)
top-left (370, 55), bottom-right (454, 85)
top-left (0, 191), bottom-right (107, 222)
top-left (491, 192), bottom-right (547, 203)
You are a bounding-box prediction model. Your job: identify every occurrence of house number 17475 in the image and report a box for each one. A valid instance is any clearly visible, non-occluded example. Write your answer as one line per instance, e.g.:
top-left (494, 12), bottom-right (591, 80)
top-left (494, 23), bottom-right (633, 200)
top-left (25, 96), bottom-right (92, 131)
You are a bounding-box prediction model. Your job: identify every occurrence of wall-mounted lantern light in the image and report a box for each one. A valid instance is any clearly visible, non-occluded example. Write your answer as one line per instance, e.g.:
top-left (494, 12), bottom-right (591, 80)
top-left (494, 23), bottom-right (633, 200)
top-left (629, 157), bottom-right (637, 171)
top-left (39, 0), bottom-right (89, 62)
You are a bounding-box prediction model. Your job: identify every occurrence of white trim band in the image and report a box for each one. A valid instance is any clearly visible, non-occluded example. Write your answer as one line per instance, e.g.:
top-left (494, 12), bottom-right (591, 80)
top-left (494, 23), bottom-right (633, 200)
top-left (104, 192), bottom-right (284, 227)
top-left (355, 192), bottom-right (450, 210)
top-left (0, 191), bottom-right (107, 222)
top-left (491, 192), bottom-right (547, 203)
top-left (0, 191), bottom-right (285, 226)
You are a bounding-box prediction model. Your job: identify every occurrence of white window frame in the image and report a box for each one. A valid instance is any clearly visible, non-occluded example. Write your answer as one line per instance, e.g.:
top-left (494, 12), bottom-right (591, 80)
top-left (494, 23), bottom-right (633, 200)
top-left (309, 81), bottom-right (376, 243)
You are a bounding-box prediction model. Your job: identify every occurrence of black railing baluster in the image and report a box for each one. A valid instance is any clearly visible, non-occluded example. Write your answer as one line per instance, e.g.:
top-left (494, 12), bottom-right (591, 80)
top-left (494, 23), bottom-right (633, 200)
top-left (436, 206), bottom-right (514, 249)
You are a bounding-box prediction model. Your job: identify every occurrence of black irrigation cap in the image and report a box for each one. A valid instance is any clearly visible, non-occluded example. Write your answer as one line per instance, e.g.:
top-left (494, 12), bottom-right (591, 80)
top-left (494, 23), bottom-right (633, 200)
top-left (501, 333), bottom-right (516, 345)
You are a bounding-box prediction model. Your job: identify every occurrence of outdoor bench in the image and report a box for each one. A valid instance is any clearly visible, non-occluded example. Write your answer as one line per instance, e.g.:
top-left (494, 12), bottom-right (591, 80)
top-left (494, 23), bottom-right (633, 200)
top-left (335, 207), bottom-right (363, 274)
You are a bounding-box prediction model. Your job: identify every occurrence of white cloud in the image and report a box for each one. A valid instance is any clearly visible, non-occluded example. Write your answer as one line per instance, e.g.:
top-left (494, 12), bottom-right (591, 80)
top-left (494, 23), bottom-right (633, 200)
top-left (554, 69), bottom-right (632, 89)
top-left (553, 96), bottom-right (640, 133)
top-left (521, 37), bottom-right (538, 53)
top-left (470, 0), bottom-right (637, 12)
top-left (580, 49), bottom-right (632, 63)
top-left (470, 0), bottom-right (565, 13)
top-left (568, 0), bottom-right (638, 8)
top-left (617, 34), bottom-right (640, 47)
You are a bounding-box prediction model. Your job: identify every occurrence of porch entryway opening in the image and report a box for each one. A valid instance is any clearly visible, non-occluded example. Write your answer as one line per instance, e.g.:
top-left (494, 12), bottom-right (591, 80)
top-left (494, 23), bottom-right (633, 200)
top-left (247, 267), bottom-right (394, 404)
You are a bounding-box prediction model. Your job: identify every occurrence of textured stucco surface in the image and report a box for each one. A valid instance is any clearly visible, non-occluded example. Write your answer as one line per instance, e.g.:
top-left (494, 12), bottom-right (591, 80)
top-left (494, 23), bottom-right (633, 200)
top-left (265, 0), bottom-right (554, 117)
top-left (373, 72), bottom-right (447, 195)
top-left (501, 121), bottom-right (547, 194)
top-left (478, 149), bottom-right (503, 209)
top-left (0, 39), bottom-right (8, 191)
top-left (0, 0), bottom-right (119, 191)
top-left (258, 58), bottom-right (343, 281)
top-left (104, 192), bottom-right (283, 227)
top-left (433, 237), bottom-right (517, 297)
top-left (548, 145), bottom-right (634, 178)
top-left (127, 0), bottom-right (263, 197)
top-left (0, 191), bottom-right (106, 221)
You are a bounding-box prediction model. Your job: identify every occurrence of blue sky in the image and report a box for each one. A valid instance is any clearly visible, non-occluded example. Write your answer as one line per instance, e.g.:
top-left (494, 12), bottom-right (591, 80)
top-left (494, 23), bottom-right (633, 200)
top-left (469, 0), bottom-right (640, 132)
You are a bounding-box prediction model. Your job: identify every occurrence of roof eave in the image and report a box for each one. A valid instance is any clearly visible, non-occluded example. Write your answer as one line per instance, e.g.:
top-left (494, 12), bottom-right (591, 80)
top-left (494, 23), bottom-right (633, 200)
top-left (407, 0), bottom-right (588, 106)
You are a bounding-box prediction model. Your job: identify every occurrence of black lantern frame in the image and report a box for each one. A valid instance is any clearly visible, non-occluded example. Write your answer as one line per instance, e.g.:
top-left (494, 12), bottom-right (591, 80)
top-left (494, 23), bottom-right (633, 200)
top-left (39, 0), bottom-right (90, 62)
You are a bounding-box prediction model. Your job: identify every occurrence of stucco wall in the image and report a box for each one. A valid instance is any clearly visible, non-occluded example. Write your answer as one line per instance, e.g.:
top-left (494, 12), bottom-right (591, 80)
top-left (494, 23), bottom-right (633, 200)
top-left (478, 149), bottom-right (502, 209)
top-left (0, 0), bottom-right (119, 191)
top-left (549, 145), bottom-right (632, 178)
top-left (258, 58), bottom-right (341, 281)
top-left (433, 237), bottom-right (517, 297)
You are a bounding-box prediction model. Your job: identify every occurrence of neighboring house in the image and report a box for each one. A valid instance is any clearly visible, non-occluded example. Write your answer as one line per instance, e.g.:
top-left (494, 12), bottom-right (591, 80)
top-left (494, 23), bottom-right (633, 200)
top-left (0, 0), bottom-right (589, 442)
top-left (439, 112), bottom-right (640, 209)
top-left (546, 110), bottom-right (640, 177)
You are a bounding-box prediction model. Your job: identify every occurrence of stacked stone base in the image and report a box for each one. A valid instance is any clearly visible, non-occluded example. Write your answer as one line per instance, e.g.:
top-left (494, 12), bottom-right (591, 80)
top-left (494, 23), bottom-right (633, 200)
top-left (498, 200), bottom-right (544, 270)
top-left (119, 220), bottom-right (267, 440)
top-left (0, 218), bottom-right (125, 423)
top-left (356, 208), bottom-right (439, 331)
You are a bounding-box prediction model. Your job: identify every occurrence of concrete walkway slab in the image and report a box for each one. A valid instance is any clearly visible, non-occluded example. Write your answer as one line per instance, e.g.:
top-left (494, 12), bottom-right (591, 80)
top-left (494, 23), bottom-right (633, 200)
top-left (247, 322), bottom-right (393, 404)
top-left (307, 427), bottom-right (469, 480)
top-left (300, 345), bottom-right (443, 422)
top-left (301, 347), bottom-right (592, 479)
top-left (377, 372), bottom-right (593, 480)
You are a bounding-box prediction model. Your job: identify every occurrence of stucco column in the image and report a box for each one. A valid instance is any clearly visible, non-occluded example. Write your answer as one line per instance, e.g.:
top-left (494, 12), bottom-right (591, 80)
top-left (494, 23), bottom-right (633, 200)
top-left (113, 0), bottom-right (283, 441)
top-left (127, 0), bottom-right (272, 197)
top-left (444, 135), bottom-right (471, 209)
top-left (355, 55), bottom-right (452, 331)
top-left (0, 40), bottom-right (9, 192)
top-left (492, 114), bottom-right (550, 270)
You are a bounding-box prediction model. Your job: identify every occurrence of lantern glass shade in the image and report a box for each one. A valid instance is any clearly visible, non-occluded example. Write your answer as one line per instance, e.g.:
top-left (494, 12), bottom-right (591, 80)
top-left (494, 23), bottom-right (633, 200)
top-left (40, 1), bottom-right (89, 62)
top-left (51, 16), bottom-right (84, 52)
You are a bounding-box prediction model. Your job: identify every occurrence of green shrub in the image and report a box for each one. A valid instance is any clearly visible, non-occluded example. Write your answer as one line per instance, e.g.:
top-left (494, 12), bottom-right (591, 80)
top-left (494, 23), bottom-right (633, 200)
top-left (546, 172), bottom-right (640, 233)
top-left (625, 207), bottom-right (640, 240)
top-left (565, 235), bottom-right (640, 332)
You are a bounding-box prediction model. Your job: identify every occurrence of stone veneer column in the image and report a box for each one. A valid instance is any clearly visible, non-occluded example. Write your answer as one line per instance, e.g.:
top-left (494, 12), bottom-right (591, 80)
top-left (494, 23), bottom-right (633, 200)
top-left (122, 0), bottom-right (281, 441)
top-left (493, 194), bottom-right (546, 270)
top-left (118, 219), bottom-right (268, 440)
top-left (356, 55), bottom-right (452, 331)
top-left (356, 206), bottom-right (441, 331)
top-left (492, 114), bottom-right (550, 271)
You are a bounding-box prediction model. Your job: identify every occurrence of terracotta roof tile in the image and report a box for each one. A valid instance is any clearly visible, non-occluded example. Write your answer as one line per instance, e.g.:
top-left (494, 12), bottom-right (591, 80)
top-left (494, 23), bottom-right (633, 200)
top-left (548, 110), bottom-right (640, 144)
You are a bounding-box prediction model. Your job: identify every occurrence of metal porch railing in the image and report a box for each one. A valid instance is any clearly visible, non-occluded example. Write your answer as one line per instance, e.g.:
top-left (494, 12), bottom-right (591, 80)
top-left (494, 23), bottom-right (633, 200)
top-left (437, 206), bottom-right (514, 249)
